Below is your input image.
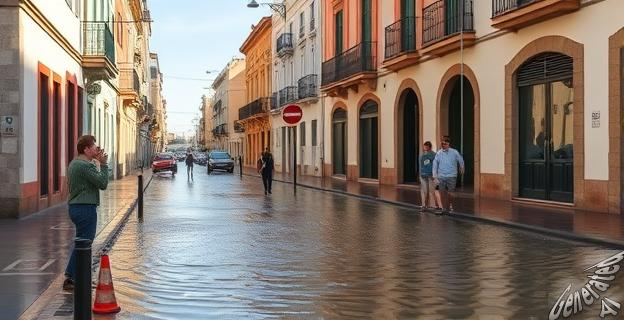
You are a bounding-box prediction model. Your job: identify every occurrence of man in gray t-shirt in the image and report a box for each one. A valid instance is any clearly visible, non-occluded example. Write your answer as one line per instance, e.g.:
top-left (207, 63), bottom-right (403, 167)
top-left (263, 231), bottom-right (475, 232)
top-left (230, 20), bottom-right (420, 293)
top-left (432, 136), bottom-right (465, 213)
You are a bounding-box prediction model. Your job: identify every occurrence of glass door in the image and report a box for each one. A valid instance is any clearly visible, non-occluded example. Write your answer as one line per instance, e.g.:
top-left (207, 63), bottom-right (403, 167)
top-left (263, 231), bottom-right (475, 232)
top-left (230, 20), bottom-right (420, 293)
top-left (519, 81), bottom-right (573, 202)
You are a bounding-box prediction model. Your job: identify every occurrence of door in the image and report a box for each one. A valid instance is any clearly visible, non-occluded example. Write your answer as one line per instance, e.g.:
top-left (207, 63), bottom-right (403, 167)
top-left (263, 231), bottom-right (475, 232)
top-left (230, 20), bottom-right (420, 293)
top-left (447, 76), bottom-right (474, 187)
top-left (332, 109), bottom-right (347, 175)
top-left (518, 53), bottom-right (574, 203)
top-left (519, 82), bottom-right (574, 202)
top-left (362, 0), bottom-right (372, 43)
top-left (359, 101), bottom-right (378, 179)
top-left (403, 90), bottom-right (418, 183)
top-left (335, 11), bottom-right (343, 55)
top-left (445, 0), bottom-right (460, 36)
top-left (401, 0), bottom-right (415, 51)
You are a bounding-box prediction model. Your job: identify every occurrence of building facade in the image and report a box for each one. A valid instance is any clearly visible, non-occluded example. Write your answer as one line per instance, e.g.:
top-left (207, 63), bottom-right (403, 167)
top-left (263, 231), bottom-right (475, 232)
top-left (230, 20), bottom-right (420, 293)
top-left (211, 58), bottom-right (246, 159)
top-left (320, 0), bottom-right (624, 213)
top-left (0, 0), bottom-right (164, 218)
top-left (271, 0), bottom-right (323, 177)
top-left (239, 16), bottom-right (273, 167)
top-left (0, 0), bottom-right (85, 218)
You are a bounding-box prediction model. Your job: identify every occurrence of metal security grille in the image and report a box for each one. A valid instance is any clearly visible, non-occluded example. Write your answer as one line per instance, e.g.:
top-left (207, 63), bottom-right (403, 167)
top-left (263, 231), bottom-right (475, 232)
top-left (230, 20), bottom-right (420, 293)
top-left (517, 52), bottom-right (573, 86)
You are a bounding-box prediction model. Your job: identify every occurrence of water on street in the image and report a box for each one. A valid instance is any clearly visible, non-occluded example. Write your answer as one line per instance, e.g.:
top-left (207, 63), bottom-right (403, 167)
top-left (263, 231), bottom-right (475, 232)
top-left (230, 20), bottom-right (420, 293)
top-left (103, 169), bottom-right (624, 319)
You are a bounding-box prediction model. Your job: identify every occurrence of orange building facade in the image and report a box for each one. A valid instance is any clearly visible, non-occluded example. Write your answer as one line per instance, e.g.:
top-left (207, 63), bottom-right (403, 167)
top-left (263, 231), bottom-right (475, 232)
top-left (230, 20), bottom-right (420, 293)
top-left (239, 17), bottom-right (273, 167)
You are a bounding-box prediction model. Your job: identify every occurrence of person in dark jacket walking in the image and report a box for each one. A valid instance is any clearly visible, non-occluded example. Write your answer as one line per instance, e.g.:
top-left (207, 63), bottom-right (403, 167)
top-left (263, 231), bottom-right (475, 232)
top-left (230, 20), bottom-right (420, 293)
top-left (185, 148), bottom-right (194, 180)
top-left (260, 148), bottom-right (274, 195)
top-left (63, 135), bottom-right (109, 291)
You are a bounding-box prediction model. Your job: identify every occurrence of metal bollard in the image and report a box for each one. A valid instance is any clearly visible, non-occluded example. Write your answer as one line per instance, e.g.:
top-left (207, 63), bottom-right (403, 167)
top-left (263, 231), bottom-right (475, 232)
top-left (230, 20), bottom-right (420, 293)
top-left (74, 238), bottom-right (92, 320)
top-left (239, 156), bottom-right (243, 178)
top-left (138, 174), bottom-right (144, 220)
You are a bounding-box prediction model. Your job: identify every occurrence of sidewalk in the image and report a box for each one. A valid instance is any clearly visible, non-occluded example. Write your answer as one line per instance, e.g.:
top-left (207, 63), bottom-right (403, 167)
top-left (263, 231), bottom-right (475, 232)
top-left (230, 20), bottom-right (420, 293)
top-left (6, 170), bottom-right (151, 320)
top-left (243, 167), bottom-right (624, 248)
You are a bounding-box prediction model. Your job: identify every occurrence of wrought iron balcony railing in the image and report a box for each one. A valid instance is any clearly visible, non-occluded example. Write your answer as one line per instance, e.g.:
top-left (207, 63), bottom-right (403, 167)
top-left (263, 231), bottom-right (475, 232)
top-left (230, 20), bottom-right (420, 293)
top-left (492, 0), bottom-right (537, 17)
top-left (321, 41), bottom-right (377, 86)
top-left (423, 0), bottom-right (474, 45)
top-left (385, 16), bottom-right (417, 59)
top-left (276, 33), bottom-right (294, 56)
top-left (213, 100), bottom-right (222, 114)
top-left (239, 97), bottom-right (270, 120)
top-left (83, 22), bottom-right (115, 63)
top-left (271, 92), bottom-right (278, 110)
top-left (279, 86), bottom-right (298, 106)
top-left (234, 121), bottom-right (245, 133)
top-left (298, 74), bottom-right (318, 99)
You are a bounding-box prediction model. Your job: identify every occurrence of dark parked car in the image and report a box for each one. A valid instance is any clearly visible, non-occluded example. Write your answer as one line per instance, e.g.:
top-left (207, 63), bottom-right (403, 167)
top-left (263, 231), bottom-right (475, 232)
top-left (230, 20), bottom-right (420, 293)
top-left (152, 153), bottom-right (178, 175)
top-left (207, 151), bottom-right (235, 173)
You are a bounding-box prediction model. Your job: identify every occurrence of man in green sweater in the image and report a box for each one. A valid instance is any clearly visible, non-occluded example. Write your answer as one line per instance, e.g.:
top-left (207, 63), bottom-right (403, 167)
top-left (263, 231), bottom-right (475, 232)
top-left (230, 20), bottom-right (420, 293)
top-left (63, 135), bottom-right (109, 291)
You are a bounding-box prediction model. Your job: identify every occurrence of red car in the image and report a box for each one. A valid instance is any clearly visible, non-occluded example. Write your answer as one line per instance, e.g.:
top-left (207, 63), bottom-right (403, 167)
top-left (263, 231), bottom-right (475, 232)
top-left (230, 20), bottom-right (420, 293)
top-left (152, 153), bottom-right (178, 175)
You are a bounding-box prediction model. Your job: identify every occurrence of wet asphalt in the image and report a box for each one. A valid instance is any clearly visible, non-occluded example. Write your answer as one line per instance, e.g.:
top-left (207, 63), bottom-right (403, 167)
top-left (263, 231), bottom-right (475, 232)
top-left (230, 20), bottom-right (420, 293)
top-left (102, 167), bottom-right (624, 319)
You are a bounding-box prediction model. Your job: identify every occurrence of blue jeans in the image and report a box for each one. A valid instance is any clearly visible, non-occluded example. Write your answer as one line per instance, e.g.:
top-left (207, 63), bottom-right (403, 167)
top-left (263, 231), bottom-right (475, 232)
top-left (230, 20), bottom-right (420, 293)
top-left (64, 204), bottom-right (97, 280)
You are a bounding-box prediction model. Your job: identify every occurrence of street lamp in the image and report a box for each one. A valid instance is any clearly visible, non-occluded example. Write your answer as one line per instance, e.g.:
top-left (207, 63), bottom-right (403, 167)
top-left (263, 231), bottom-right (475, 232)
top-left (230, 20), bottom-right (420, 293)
top-left (247, 0), bottom-right (286, 20)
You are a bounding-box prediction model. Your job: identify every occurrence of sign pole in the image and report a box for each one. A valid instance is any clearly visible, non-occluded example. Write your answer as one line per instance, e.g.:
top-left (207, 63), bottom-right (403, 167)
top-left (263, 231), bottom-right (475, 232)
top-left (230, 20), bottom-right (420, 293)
top-left (282, 104), bottom-right (303, 195)
top-left (293, 126), bottom-right (297, 194)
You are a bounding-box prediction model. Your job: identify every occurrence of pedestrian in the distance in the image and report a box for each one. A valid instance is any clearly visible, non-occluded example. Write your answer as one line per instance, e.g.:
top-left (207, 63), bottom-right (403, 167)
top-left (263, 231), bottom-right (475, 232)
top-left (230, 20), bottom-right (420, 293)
top-left (260, 148), bottom-right (274, 195)
top-left (419, 141), bottom-right (437, 211)
top-left (185, 148), bottom-right (194, 180)
top-left (63, 135), bottom-right (109, 291)
top-left (432, 136), bottom-right (465, 214)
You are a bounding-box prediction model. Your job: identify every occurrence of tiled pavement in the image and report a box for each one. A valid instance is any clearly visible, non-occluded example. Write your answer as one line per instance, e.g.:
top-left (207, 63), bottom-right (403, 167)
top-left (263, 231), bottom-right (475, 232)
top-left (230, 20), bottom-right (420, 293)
top-left (242, 167), bottom-right (624, 248)
top-left (8, 171), bottom-right (152, 320)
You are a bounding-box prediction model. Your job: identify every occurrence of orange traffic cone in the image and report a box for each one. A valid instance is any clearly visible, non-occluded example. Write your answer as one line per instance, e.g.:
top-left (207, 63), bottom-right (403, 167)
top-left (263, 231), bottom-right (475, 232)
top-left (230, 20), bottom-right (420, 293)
top-left (92, 254), bottom-right (121, 314)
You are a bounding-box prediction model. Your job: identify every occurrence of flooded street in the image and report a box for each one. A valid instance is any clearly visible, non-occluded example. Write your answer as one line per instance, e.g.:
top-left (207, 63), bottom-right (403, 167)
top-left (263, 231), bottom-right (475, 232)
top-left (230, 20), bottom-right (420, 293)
top-left (104, 171), bottom-right (624, 319)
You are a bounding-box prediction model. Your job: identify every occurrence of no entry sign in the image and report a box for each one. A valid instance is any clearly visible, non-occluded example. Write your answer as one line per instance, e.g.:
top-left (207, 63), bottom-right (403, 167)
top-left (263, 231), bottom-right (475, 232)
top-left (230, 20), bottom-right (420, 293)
top-left (282, 104), bottom-right (303, 125)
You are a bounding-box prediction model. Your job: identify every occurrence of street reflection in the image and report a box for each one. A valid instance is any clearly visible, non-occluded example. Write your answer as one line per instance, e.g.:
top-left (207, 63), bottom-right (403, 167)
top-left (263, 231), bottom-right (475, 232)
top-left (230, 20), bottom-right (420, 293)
top-left (105, 173), bottom-right (624, 319)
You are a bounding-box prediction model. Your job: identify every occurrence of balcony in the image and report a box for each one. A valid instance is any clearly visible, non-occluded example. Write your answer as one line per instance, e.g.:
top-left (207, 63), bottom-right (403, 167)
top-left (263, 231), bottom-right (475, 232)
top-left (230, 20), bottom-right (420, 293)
top-left (383, 16), bottom-right (419, 71)
top-left (215, 124), bottom-right (228, 136)
top-left (321, 41), bottom-right (378, 96)
top-left (238, 97), bottom-right (270, 121)
top-left (234, 121), bottom-right (245, 133)
top-left (119, 68), bottom-right (141, 111)
top-left (298, 74), bottom-right (318, 100)
top-left (421, 0), bottom-right (475, 57)
top-left (491, 0), bottom-right (579, 30)
top-left (82, 22), bottom-right (117, 80)
top-left (213, 100), bottom-right (222, 115)
top-left (279, 86), bottom-right (298, 107)
top-left (271, 92), bottom-right (278, 110)
top-left (276, 33), bottom-right (294, 57)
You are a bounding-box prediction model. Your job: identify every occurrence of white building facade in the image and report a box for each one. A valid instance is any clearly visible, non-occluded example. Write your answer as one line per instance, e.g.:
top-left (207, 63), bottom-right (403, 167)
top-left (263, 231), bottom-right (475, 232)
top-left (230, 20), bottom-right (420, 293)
top-left (0, 0), bottom-right (85, 217)
top-left (271, 0), bottom-right (323, 177)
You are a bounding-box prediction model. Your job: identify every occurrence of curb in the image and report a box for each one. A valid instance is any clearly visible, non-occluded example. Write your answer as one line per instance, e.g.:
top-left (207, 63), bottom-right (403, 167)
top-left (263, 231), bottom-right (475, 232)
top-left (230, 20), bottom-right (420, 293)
top-left (19, 174), bottom-right (154, 320)
top-left (243, 173), bottom-right (624, 250)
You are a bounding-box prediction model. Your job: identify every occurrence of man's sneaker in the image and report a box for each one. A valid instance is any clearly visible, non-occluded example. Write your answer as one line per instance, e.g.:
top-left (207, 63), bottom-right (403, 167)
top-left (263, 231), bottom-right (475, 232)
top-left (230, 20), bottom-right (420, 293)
top-left (62, 278), bottom-right (74, 292)
top-left (434, 207), bottom-right (443, 215)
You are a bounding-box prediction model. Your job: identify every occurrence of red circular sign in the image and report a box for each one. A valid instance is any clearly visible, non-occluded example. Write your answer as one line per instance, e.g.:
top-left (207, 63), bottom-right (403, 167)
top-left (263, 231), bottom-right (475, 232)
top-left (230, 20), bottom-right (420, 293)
top-left (282, 104), bottom-right (303, 125)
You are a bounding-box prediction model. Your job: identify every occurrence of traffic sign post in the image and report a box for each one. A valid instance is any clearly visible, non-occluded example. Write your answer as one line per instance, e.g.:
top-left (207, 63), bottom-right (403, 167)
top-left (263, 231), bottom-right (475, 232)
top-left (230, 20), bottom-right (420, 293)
top-left (282, 105), bottom-right (303, 194)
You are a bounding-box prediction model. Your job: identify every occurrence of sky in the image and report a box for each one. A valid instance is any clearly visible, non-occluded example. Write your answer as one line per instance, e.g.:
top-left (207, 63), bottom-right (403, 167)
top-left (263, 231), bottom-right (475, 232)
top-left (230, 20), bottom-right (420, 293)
top-left (149, 0), bottom-right (269, 138)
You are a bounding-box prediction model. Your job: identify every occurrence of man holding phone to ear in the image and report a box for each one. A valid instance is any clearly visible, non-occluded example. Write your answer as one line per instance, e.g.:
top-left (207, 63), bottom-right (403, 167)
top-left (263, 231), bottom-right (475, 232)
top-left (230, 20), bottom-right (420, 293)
top-left (62, 135), bottom-right (109, 291)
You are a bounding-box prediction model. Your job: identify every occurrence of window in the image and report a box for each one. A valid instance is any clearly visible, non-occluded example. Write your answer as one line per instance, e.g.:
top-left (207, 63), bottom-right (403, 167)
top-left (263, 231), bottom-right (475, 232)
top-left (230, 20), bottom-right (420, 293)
top-left (53, 81), bottom-right (61, 193)
top-left (39, 73), bottom-right (49, 197)
top-left (310, 1), bottom-right (315, 31)
top-left (117, 13), bottom-right (123, 46)
top-left (300, 121), bottom-right (306, 146)
top-left (299, 12), bottom-right (305, 37)
top-left (67, 81), bottom-right (75, 164)
top-left (312, 120), bottom-right (317, 146)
